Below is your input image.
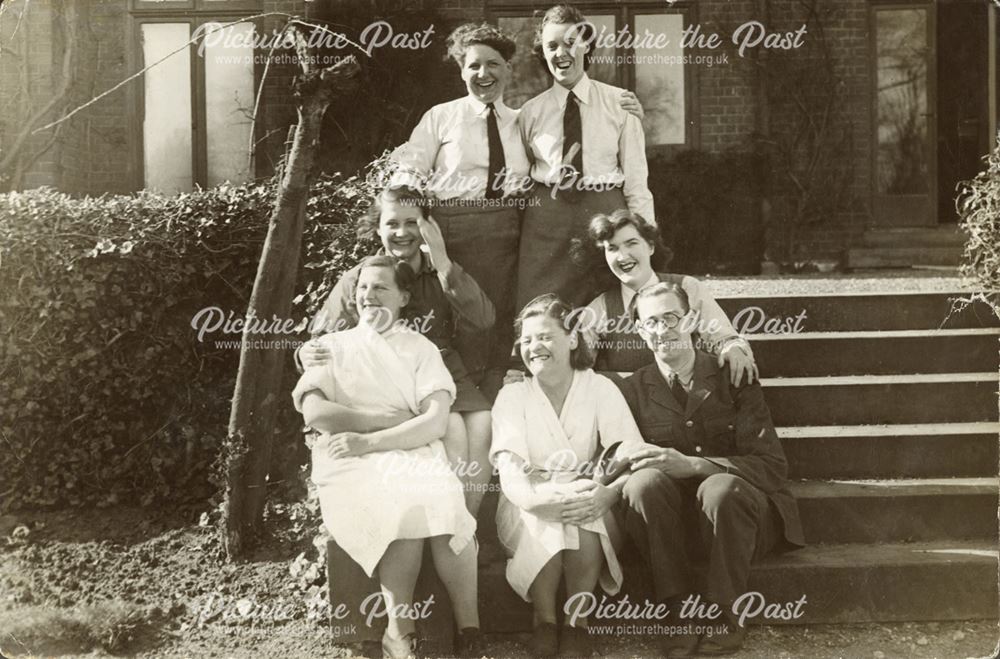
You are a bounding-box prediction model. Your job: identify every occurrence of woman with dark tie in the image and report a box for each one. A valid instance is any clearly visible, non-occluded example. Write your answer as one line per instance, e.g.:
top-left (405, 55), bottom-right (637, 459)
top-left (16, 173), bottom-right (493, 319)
top-left (392, 22), bottom-right (644, 397)
top-left (517, 4), bottom-right (656, 311)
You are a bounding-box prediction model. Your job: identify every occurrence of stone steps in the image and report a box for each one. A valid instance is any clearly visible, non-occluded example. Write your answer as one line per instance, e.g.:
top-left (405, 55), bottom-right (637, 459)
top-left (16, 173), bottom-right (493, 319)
top-left (779, 422), bottom-right (999, 479)
top-left (761, 373), bottom-right (996, 426)
top-left (792, 477), bottom-right (998, 544)
top-left (716, 291), bottom-right (995, 332)
top-left (749, 328), bottom-right (1000, 377)
top-left (478, 541), bottom-right (1000, 631)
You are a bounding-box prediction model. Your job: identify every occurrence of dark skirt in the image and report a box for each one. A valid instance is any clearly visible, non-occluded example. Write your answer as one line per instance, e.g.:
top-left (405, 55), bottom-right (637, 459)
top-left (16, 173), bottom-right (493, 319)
top-left (432, 201), bottom-right (521, 381)
top-left (441, 347), bottom-right (491, 412)
top-left (516, 185), bottom-right (628, 311)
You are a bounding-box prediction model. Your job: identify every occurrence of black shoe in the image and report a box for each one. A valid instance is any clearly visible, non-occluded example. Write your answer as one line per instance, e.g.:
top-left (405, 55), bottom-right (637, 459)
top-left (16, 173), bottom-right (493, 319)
top-left (530, 621), bottom-right (559, 657)
top-left (558, 625), bottom-right (592, 657)
top-left (455, 627), bottom-right (484, 658)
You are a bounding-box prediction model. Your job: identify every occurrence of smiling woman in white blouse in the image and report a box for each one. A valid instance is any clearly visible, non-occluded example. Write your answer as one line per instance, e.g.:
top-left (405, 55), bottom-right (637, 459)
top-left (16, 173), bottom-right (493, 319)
top-left (516, 4), bottom-right (656, 312)
top-left (391, 22), bottom-right (645, 398)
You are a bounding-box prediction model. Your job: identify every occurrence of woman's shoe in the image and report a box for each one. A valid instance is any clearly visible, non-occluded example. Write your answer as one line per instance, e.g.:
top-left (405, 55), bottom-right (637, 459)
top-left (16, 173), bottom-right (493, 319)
top-left (382, 630), bottom-right (420, 659)
top-left (455, 626), bottom-right (485, 658)
top-left (530, 621), bottom-right (559, 657)
top-left (558, 625), bottom-right (592, 657)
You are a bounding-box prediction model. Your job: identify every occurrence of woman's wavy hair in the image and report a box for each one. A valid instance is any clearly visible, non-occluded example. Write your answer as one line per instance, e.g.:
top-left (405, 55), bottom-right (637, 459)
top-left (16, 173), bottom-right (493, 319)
top-left (532, 4), bottom-right (596, 73)
top-left (570, 208), bottom-right (672, 292)
top-left (356, 184), bottom-right (429, 243)
top-left (446, 23), bottom-right (517, 65)
top-left (514, 293), bottom-right (595, 370)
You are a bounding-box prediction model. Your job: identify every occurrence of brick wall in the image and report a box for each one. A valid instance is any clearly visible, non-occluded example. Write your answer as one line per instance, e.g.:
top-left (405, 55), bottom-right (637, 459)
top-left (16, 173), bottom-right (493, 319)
top-left (2, 0), bottom-right (878, 263)
top-left (0, 0), bottom-right (60, 191)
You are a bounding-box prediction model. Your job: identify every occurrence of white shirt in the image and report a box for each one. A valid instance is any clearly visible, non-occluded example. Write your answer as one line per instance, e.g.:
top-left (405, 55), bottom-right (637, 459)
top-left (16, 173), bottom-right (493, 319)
top-left (391, 95), bottom-right (531, 200)
top-left (518, 73), bottom-right (655, 223)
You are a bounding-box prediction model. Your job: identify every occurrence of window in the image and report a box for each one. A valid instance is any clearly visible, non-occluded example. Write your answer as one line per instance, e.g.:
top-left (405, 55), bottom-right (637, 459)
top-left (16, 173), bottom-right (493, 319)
top-left (131, 1), bottom-right (261, 192)
top-left (492, 2), bottom-right (695, 150)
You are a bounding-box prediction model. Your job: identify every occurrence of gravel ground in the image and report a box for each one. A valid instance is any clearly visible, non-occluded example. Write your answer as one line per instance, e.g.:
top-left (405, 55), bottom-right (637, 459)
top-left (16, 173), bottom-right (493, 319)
top-left (1, 507), bottom-right (998, 658)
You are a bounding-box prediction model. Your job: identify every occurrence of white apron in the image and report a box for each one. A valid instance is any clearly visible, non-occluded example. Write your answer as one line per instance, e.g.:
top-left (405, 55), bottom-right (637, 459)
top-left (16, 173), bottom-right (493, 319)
top-left (489, 369), bottom-right (645, 601)
top-left (292, 324), bottom-right (475, 576)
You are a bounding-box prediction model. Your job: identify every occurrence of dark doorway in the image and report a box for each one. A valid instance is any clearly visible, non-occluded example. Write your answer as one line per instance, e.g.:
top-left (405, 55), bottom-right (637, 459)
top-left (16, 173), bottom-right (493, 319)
top-left (936, 1), bottom-right (991, 223)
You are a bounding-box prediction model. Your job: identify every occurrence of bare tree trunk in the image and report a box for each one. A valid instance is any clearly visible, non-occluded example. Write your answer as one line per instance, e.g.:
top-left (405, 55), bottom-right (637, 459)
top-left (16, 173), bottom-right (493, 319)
top-left (221, 30), bottom-right (359, 560)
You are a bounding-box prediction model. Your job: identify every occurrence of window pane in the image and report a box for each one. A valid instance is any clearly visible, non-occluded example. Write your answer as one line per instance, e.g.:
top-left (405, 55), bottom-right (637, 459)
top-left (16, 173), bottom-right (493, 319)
top-left (587, 15), bottom-right (616, 86)
top-left (875, 9), bottom-right (930, 194)
top-left (142, 23), bottom-right (193, 193)
top-left (498, 16), bottom-right (550, 110)
top-left (204, 21), bottom-right (255, 186)
top-left (634, 14), bottom-right (685, 146)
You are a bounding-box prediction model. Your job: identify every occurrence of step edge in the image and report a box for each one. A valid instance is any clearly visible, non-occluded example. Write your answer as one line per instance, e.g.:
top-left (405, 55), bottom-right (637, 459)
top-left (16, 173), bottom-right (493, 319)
top-left (777, 422), bottom-right (1000, 438)
top-left (761, 372), bottom-right (998, 386)
top-left (748, 328), bottom-right (1000, 341)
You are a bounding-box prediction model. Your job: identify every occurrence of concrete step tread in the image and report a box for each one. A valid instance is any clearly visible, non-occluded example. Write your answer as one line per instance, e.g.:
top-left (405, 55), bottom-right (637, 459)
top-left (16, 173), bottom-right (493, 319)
top-left (716, 289), bottom-right (985, 301)
top-left (749, 327), bottom-right (1000, 341)
top-left (756, 540), bottom-right (999, 568)
top-left (778, 422), bottom-right (1000, 438)
top-left (761, 372), bottom-right (997, 386)
top-left (790, 477), bottom-right (998, 498)
top-left (478, 541), bottom-right (1000, 572)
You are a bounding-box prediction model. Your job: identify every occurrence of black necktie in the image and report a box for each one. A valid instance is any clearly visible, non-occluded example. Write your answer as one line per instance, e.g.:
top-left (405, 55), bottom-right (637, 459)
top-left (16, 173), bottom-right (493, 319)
top-left (562, 91), bottom-right (583, 182)
top-left (486, 103), bottom-right (505, 199)
top-left (669, 373), bottom-right (689, 409)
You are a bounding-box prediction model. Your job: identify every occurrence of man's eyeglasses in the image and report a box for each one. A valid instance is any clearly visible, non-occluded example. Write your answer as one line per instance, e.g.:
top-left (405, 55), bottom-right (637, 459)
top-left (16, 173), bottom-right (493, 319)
top-left (637, 313), bottom-right (684, 333)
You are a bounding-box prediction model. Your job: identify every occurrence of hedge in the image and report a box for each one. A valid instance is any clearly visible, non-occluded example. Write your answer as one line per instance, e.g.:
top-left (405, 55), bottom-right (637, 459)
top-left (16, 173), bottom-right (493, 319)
top-left (0, 161), bottom-right (385, 510)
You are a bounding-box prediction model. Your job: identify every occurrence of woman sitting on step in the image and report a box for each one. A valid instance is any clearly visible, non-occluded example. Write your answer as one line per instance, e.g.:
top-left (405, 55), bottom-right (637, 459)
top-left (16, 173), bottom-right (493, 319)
top-left (293, 255), bottom-right (481, 658)
top-left (490, 294), bottom-right (648, 657)
top-left (573, 208), bottom-right (757, 386)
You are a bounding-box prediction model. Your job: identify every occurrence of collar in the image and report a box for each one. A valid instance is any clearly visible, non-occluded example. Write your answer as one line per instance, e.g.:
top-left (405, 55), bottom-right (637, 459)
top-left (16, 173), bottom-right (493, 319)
top-left (375, 247), bottom-right (434, 275)
top-left (621, 271), bottom-right (660, 310)
top-left (654, 349), bottom-right (696, 389)
top-left (551, 73), bottom-right (592, 108)
top-left (466, 94), bottom-right (509, 117)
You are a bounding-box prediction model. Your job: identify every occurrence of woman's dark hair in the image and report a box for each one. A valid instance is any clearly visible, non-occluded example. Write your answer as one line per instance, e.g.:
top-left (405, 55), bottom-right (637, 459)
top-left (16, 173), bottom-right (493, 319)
top-left (357, 254), bottom-right (417, 295)
top-left (532, 4), bottom-right (595, 73)
top-left (356, 184), bottom-right (429, 242)
top-left (446, 23), bottom-right (517, 65)
top-left (569, 208), bottom-right (672, 291)
top-left (514, 293), bottom-right (595, 370)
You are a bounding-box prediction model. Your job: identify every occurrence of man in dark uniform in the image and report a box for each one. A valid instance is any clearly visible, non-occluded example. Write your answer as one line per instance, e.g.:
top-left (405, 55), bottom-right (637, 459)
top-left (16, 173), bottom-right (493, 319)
top-left (615, 282), bottom-right (805, 657)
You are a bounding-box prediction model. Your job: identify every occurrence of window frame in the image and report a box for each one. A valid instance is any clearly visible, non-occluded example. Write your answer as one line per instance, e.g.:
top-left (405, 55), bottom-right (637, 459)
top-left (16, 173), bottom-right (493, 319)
top-left (486, 0), bottom-right (699, 154)
top-left (127, 6), bottom-right (263, 191)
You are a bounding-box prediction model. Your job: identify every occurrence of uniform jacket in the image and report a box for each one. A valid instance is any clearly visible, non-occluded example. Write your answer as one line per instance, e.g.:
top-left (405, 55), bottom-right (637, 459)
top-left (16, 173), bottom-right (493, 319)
top-left (617, 350), bottom-right (805, 547)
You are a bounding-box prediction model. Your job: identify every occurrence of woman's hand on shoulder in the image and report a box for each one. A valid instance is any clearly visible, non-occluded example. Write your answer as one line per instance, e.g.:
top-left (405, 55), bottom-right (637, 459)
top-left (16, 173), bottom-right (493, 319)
top-left (618, 90), bottom-right (645, 120)
top-left (301, 337), bottom-right (333, 369)
top-left (503, 369), bottom-right (526, 386)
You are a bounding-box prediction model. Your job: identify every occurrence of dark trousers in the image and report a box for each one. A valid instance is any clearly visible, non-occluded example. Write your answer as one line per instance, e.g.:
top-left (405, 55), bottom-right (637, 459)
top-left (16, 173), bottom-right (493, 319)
top-left (434, 203), bottom-right (520, 402)
top-left (615, 468), bottom-right (783, 608)
top-left (516, 185), bottom-right (627, 311)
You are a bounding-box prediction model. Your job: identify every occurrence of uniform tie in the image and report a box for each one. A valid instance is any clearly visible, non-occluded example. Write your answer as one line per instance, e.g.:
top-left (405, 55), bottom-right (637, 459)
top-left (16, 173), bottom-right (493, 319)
top-left (486, 102), bottom-right (505, 199)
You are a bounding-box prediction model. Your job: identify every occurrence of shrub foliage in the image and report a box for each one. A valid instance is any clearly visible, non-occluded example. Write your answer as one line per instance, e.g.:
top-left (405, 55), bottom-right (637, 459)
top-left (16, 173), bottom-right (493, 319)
top-left (0, 162), bottom-right (385, 510)
top-left (958, 138), bottom-right (1000, 316)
